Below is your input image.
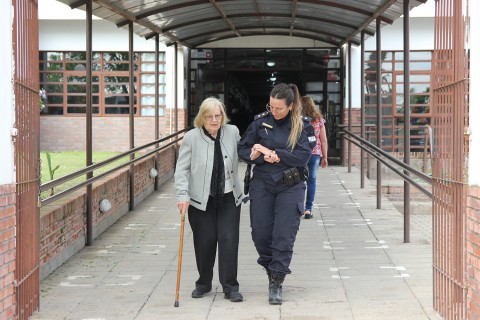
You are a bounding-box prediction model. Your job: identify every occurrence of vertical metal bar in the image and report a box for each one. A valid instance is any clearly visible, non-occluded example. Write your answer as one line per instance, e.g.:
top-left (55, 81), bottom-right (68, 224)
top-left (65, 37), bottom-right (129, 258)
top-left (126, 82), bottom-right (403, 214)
top-left (85, 0), bottom-right (93, 246)
top-left (13, 0), bottom-right (40, 318)
top-left (154, 34), bottom-right (159, 191)
top-left (403, 0), bottom-right (411, 243)
top-left (347, 41), bottom-right (352, 173)
top-left (360, 32), bottom-right (365, 188)
top-left (128, 22), bottom-right (135, 210)
top-left (174, 42), bottom-right (178, 133)
top-left (376, 18), bottom-right (382, 209)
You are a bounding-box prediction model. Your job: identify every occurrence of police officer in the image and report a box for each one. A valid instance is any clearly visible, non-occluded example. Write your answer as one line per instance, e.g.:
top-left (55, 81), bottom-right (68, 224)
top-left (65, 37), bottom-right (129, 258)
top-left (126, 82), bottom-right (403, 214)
top-left (238, 83), bottom-right (316, 305)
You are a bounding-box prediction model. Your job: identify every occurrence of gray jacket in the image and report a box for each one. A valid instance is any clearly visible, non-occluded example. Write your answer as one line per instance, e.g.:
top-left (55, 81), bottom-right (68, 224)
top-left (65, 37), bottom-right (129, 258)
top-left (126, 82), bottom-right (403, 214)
top-left (174, 124), bottom-right (244, 211)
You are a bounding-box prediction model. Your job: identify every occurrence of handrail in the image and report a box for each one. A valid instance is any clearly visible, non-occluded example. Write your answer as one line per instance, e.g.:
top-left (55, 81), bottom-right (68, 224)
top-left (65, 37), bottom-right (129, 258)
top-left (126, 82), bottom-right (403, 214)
top-left (342, 129), bottom-right (432, 184)
top-left (39, 128), bottom-right (191, 206)
top-left (343, 136), bottom-right (432, 198)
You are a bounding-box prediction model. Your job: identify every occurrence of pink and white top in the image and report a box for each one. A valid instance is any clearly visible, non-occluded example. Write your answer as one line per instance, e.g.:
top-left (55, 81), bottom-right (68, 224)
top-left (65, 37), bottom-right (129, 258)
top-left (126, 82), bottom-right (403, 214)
top-left (311, 118), bottom-right (326, 157)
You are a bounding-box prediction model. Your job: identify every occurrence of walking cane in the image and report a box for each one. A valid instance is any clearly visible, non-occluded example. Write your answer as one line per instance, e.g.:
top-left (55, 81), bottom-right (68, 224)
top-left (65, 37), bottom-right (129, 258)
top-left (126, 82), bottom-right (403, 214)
top-left (174, 213), bottom-right (186, 307)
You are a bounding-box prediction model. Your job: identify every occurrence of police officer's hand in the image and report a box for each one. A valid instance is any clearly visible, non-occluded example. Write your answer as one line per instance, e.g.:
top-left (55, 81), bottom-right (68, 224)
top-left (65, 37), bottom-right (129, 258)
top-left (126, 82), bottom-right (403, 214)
top-left (177, 201), bottom-right (189, 216)
top-left (264, 150), bottom-right (280, 163)
top-left (250, 148), bottom-right (262, 160)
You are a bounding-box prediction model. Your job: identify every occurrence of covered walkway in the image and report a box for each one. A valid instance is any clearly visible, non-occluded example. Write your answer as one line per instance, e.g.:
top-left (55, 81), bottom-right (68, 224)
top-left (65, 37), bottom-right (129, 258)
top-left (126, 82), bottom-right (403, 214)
top-left (31, 163), bottom-right (441, 320)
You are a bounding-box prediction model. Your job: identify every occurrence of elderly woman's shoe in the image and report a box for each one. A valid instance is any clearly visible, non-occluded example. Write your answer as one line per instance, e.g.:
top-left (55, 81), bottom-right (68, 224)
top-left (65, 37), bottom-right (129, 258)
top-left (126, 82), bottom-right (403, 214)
top-left (191, 287), bottom-right (211, 298)
top-left (224, 291), bottom-right (243, 302)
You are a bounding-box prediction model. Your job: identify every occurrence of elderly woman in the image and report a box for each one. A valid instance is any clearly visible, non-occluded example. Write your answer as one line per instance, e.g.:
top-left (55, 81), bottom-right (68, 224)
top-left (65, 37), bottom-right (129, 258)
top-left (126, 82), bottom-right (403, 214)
top-left (175, 97), bottom-right (244, 302)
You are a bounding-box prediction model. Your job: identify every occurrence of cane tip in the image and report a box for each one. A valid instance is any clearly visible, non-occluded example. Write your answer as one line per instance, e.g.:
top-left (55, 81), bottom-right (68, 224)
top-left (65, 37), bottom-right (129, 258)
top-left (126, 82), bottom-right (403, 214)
top-left (174, 301), bottom-right (179, 307)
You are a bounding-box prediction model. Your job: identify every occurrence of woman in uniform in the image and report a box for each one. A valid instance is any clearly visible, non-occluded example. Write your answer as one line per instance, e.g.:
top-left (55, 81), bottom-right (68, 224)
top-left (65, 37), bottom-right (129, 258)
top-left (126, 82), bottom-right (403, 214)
top-left (175, 97), bottom-right (244, 302)
top-left (238, 83), bottom-right (316, 305)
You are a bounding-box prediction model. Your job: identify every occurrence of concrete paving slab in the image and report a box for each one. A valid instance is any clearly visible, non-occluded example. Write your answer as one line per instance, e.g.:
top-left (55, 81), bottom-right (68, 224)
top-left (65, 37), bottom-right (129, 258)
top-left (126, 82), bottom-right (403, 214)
top-left (30, 164), bottom-right (442, 320)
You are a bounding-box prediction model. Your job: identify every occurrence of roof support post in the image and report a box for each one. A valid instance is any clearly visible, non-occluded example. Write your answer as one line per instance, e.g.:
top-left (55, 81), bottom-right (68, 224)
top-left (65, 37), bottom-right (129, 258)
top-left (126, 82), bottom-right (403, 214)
top-left (154, 35), bottom-right (159, 191)
top-left (129, 22), bottom-right (135, 211)
top-left (347, 41), bottom-right (352, 173)
top-left (174, 42), bottom-right (178, 134)
top-left (360, 31), bottom-right (365, 189)
top-left (403, 0), bottom-right (411, 243)
top-left (376, 18), bottom-right (382, 210)
top-left (85, 0), bottom-right (93, 245)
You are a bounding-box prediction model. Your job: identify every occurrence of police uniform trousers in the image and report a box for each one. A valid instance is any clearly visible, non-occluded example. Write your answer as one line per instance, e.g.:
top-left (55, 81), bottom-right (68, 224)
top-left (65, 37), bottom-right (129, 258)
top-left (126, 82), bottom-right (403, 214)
top-left (249, 176), bottom-right (304, 274)
top-left (188, 192), bottom-right (241, 293)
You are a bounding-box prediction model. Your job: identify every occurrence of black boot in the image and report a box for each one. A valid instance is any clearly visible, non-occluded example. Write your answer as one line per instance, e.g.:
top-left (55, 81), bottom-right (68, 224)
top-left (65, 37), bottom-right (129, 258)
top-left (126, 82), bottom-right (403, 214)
top-left (269, 272), bottom-right (286, 305)
top-left (264, 267), bottom-right (272, 288)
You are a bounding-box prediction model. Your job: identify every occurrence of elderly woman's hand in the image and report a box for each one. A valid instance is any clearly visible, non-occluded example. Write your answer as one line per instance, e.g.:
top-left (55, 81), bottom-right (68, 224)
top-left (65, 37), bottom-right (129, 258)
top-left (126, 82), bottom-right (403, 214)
top-left (177, 201), bottom-right (189, 216)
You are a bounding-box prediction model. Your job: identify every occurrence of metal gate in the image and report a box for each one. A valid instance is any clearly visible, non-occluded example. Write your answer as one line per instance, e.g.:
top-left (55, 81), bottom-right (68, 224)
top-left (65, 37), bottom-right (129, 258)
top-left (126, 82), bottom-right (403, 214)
top-left (13, 0), bottom-right (41, 319)
top-left (432, 0), bottom-right (470, 319)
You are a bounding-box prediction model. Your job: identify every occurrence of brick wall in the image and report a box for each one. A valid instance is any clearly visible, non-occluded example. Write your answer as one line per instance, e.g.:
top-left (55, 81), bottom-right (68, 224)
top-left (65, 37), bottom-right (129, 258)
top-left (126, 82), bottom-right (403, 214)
top-left (467, 185), bottom-right (480, 320)
top-left (39, 146), bottom-right (176, 279)
top-left (342, 108), bottom-right (362, 166)
top-left (40, 109), bottom-right (186, 152)
top-left (0, 184), bottom-right (16, 320)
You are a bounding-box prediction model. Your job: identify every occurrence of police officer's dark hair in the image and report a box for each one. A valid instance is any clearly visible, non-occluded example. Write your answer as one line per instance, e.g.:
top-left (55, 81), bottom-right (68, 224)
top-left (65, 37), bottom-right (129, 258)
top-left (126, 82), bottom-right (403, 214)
top-left (270, 83), bottom-right (303, 150)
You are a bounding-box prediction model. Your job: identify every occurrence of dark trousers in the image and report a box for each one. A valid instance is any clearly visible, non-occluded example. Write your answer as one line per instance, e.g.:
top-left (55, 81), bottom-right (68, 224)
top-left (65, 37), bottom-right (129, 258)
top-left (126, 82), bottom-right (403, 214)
top-left (249, 177), bottom-right (304, 274)
top-left (188, 192), bottom-right (241, 293)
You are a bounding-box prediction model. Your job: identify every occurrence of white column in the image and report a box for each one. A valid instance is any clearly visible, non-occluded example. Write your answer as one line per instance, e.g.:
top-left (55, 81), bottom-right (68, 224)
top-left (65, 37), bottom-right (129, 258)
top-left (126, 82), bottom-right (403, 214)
top-left (469, 0), bottom-right (480, 185)
top-left (0, 2), bottom-right (15, 184)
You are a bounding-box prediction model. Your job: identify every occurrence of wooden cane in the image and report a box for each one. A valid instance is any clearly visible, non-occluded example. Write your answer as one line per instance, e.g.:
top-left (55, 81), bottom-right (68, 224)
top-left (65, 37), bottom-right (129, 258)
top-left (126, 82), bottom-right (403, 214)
top-left (174, 214), bottom-right (186, 307)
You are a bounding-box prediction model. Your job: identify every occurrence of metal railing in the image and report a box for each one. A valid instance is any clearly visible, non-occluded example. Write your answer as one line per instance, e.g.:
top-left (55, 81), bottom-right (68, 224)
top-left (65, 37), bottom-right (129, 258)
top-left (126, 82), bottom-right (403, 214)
top-left (39, 128), bottom-right (190, 207)
top-left (341, 128), bottom-right (432, 243)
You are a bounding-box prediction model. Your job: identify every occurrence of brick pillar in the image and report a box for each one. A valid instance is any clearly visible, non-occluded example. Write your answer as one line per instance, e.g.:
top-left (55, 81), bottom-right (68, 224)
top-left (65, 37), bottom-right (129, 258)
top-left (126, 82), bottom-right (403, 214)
top-left (467, 185), bottom-right (480, 319)
top-left (0, 184), bottom-right (16, 320)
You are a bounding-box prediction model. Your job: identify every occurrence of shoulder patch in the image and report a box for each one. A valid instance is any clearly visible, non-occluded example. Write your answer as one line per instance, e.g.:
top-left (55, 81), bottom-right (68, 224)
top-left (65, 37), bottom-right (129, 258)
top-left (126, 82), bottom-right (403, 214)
top-left (254, 111), bottom-right (269, 120)
top-left (302, 115), bottom-right (312, 122)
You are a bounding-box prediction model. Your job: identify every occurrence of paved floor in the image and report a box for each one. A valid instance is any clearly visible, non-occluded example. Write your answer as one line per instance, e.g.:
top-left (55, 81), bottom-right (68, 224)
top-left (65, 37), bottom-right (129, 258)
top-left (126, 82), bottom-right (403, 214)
top-left (31, 164), bottom-right (442, 320)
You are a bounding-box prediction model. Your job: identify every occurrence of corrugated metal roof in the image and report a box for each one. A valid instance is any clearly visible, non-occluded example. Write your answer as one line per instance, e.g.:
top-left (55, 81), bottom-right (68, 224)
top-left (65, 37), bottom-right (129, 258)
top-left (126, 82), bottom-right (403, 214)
top-left (55, 0), bottom-right (427, 48)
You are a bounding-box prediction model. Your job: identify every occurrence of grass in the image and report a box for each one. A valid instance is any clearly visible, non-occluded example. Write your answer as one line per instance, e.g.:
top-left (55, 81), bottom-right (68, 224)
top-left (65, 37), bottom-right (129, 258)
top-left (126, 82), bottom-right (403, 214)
top-left (40, 151), bottom-right (133, 199)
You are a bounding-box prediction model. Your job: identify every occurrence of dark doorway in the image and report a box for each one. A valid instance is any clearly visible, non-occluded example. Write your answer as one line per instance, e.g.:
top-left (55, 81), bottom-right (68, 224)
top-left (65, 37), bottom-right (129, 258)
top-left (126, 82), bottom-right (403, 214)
top-left (189, 48), bottom-right (343, 164)
top-left (227, 71), bottom-right (303, 136)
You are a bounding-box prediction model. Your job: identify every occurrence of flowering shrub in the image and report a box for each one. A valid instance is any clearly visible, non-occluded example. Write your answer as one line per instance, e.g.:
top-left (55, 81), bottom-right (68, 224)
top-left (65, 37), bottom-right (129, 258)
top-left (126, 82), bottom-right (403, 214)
top-left (39, 88), bottom-right (46, 111)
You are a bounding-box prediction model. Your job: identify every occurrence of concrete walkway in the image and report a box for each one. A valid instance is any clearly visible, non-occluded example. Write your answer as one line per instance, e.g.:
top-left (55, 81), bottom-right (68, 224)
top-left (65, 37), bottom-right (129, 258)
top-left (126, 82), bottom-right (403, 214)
top-left (31, 164), bottom-right (442, 320)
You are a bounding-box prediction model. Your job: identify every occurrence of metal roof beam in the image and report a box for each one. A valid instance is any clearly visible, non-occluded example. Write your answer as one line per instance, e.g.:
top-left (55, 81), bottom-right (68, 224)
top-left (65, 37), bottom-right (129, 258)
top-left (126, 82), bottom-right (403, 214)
top-left (340, 0), bottom-right (397, 46)
top-left (209, 0), bottom-right (241, 37)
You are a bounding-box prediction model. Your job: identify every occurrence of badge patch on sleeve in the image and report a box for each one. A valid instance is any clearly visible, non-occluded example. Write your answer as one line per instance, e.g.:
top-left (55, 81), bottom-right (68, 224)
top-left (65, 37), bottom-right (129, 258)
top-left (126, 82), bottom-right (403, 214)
top-left (308, 136), bottom-right (317, 143)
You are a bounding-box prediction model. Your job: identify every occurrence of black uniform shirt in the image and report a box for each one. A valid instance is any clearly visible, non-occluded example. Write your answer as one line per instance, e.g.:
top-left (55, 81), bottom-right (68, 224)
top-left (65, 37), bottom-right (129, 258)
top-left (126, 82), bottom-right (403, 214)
top-left (238, 111), bottom-right (316, 181)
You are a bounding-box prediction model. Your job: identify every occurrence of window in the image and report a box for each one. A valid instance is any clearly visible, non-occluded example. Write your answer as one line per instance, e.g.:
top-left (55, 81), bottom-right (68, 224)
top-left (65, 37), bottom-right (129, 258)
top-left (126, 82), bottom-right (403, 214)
top-left (39, 51), bottom-right (167, 116)
top-left (364, 50), bottom-right (432, 151)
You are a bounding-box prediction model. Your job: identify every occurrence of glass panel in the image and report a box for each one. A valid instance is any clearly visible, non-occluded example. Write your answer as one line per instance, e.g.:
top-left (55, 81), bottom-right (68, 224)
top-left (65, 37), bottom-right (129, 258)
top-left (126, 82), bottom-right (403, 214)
top-left (67, 106), bottom-right (100, 114)
top-left (47, 95), bottom-right (63, 104)
top-left (45, 84), bottom-right (63, 93)
top-left (327, 70), bottom-right (340, 80)
top-left (67, 96), bottom-right (99, 104)
top-left (105, 107), bottom-right (136, 114)
top-left (42, 107), bottom-right (63, 115)
top-left (327, 82), bottom-right (340, 91)
top-left (141, 63), bottom-right (155, 72)
top-left (39, 51), bottom-right (63, 60)
top-left (46, 63), bottom-right (63, 71)
top-left (141, 53), bottom-right (155, 61)
top-left (103, 63), bottom-right (130, 71)
top-left (410, 83), bottom-right (431, 94)
top-left (306, 82), bottom-right (323, 91)
top-left (411, 51), bottom-right (432, 60)
top-left (141, 96), bottom-right (154, 105)
top-left (65, 52), bottom-right (86, 60)
top-left (41, 73), bottom-right (63, 82)
top-left (396, 74), bottom-right (431, 82)
top-left (141, 84), bottom-right (155, 94)
top-left (140, 107), bottom-right (165, 116)
top-left (411, 61), bottom-right (431, 71)
top-left (141, 74), bottom-right (155, 83)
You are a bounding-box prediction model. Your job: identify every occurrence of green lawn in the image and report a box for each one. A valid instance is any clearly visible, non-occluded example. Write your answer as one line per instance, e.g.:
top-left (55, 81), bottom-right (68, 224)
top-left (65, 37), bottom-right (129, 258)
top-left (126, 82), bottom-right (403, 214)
top-left (40, 151), bottom-right (133, 199)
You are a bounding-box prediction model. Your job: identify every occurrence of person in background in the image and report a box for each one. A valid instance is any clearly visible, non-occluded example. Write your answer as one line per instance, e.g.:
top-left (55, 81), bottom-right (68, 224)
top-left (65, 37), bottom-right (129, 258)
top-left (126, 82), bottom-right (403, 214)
top-left (301, 96), bottom-right (328, 219)
top-left (175, 97), bottom-right (244, 302)
top-left (238, 83), bottom-right (316, 305)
